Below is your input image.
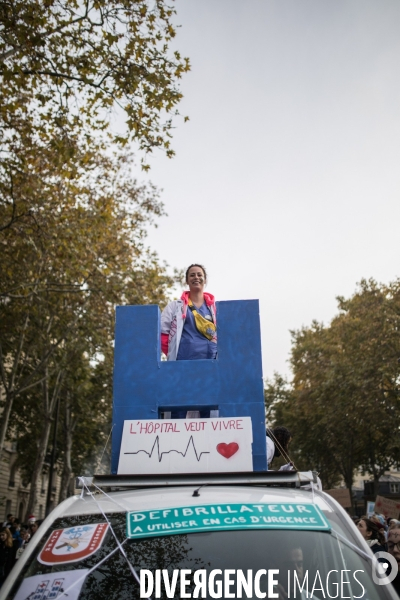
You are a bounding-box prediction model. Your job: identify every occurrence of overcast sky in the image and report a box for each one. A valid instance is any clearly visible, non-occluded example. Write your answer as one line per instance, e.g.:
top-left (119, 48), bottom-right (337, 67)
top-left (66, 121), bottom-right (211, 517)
top-left (135, 0), bottom-right (400, 380)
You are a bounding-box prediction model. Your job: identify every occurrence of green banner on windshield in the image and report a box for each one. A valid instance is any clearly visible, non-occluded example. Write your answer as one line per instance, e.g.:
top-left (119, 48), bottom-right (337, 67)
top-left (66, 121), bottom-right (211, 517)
top-left (126, 502), bottom-right (331, 539)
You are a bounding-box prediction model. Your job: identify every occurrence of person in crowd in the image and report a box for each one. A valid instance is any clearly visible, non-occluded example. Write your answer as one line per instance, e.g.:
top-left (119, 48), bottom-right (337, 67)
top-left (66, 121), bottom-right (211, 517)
top-left (385, 518), bottom-right (400, 542)
top-left (2, 514), bottom-right (14, 528)
top-left (0, 527), bottom-right (17, 588)
top-left (372, 513), bottom-right (387, 529)
top-left (357, 516), bottom-right (387, 553)
top-left (389, 519), bottom-right (400, 531)
top-left (285, 546), bottom-right (304, 580)
top-left (266, 426), bottom-right (293, 470)
top-left (161, 264), bottom-right (217, 361)
top-left (28, 521), bottom-right (39, 538)
top-left (15, 529), bottom-right (30, 560)
top-left (274, 546), bottom-right (305, 600)
top-left (371, 513), bottom-right (389, 540)
top-left (387, 528), bottom-right (400, 595)
top-left (9, 519), bottom-right (22, 549)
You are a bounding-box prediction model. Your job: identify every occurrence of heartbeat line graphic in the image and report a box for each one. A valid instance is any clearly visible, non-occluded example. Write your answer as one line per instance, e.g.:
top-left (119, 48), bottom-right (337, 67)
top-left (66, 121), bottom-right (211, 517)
top-left (124, 435), bottom-right (210, 463)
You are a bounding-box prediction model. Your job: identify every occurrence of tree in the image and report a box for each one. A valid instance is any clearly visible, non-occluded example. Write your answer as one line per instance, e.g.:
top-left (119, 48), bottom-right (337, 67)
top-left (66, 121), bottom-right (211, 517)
top-left (0, 146), bottom-right (175, 516)
top-left (0, 0), bottom-right (190, 158)
top-left (1, 0), bottom-right (189, 515)
top-left (267, 279), bottom-right (400, 493)
top-left (265, 368), bottom-right (344, 488)
top-left (331, 280), bottom-right (400, 492)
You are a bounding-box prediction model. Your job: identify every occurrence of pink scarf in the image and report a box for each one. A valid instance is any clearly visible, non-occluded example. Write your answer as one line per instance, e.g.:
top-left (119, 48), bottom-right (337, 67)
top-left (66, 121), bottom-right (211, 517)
top-left (180, 291), bottom-right (216, 319)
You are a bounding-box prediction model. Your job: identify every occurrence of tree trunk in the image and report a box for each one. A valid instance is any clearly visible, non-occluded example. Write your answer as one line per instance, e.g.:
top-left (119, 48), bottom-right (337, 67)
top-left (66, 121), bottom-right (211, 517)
top-left (25, 369), bottom-right (62, 520)
top-left (0, 316), bottom-right (29, 453)
top-left (0, 390), bottom-right (14, 454)
top-left (25, 414), bottom-right (53, 520)
top-left (59, 396), bottom-right (73, 502)
top-left (373, 473), bottom-right (381, 498)
top-left (339, 444), bottom-right (355, 515)
top-left (369, 444), bottom-right (381, 498)
top-left (0, 313), bottom-right (55, 453)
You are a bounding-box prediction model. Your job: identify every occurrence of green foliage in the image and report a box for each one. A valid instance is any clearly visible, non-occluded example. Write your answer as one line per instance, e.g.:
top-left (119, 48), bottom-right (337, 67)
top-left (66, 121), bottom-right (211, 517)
top-left (265, 279), bottom-right (400, 491)
top-left (0, 0), bottom-right (188, 512)
top-left (0, 0), bottom-right (190, 161)
top-left (0, 145), bottom-right (176, 509)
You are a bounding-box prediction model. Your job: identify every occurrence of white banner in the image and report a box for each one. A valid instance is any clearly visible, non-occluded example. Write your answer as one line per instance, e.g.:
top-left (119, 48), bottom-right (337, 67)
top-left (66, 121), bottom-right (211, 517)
top-left (14, 569), bottom-right (88, 600)
top-left (118, 417), bottom-right (253, 474)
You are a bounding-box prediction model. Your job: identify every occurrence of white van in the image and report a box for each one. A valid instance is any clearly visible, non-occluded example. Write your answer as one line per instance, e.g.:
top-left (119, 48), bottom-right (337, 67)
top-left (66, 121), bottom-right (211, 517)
top-left (0, 471), bottom-right (397, 600)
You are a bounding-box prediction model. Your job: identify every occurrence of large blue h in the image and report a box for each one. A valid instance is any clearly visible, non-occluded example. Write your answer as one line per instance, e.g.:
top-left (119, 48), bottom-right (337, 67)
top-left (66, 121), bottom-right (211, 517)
top-left (111, 300), bottom-right (267, 473)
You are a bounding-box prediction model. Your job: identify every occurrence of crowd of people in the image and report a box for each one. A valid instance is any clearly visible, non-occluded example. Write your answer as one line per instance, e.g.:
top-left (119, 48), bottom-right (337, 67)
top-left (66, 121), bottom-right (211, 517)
top-left (266, 426), bottom-right (400, 595)
top-left (354, 513), bottom-right (400, 593)
top-left (0, 513), bottom-right (42, 588)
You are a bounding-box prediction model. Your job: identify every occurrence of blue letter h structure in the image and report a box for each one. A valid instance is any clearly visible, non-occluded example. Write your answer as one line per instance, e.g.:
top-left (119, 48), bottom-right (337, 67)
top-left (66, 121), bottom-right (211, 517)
top-left (111, 299), bottom-right (267, 473)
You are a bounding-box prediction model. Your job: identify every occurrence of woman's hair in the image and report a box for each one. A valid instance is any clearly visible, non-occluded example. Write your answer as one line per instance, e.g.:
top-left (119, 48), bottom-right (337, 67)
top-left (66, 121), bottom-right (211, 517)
top-left (360, 517), bottom-right (386, 546)
top-left (0, 527), bottom-right (13, 547)
top-left (185, 264), bottom-right (207, 284)
top-left (271, 426), bottom-right (292, 453)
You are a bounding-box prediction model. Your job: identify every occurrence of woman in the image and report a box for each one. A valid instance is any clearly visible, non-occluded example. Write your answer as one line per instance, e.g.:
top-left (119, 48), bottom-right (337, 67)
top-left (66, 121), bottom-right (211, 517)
top-left (388, 527), bottom-right (400, 594)
top-left (357, 516), bottom-right (387, 553)
top-left (389, 518), bottom-right (400, 531)
top-left (28, 521), bottom-right (39, 538)
top-left (15, 529), bottom-right (30, 560)
top-left (9, 518), bottom-right (22, 549)
top-left (0, 527), bottom-right (17, 588)
top-left (161, 264), bottom-right (217, 361)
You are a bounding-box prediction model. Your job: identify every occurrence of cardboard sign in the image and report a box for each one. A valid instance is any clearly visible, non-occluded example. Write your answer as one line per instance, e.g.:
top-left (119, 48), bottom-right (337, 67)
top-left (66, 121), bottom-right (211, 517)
top-left (325, 488), bottom-right (352, 508)
top-left (126, 502), bottom-right (331, 539)
top-left (111, 302), bottom-right (267, 475)
top-left (375, 495), bottom-right (400, 519)
top-left (118, 417), bottom-right (253, 474)
top-left (14, 569), bottom-right (88, 600)
top-left (38, 524), bottom-right (109, 565)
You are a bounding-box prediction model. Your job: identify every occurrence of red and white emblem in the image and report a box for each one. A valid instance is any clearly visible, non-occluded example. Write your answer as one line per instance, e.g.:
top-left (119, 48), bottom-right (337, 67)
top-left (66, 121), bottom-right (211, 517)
top-left (38, 523), bottom-right (109, 565)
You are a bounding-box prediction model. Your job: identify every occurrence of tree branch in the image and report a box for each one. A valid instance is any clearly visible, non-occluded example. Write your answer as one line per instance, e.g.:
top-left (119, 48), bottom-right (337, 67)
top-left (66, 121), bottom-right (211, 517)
top-left (0, 2), bottom-right (92, 62)
top-left (0, 341), bottom-right (9, 392)
top-left (13, 375), bottom-right (48, 397)
top-left (9, 311), bottom-right (82, 402)
top-left (9, 314), bottom-right (29, 393)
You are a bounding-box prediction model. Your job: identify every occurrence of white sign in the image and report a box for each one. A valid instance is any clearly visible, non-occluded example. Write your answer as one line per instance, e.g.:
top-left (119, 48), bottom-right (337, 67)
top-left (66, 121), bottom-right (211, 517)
top-left (118, 417), bottom-right (253, 474)
top-left (367, 501), bottom-right (375, 518)
top-left (14, 569), bottom-right (88, 600)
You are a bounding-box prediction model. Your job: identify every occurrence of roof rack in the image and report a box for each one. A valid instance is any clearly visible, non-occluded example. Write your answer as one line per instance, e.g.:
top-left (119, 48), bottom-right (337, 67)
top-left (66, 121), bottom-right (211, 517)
top-left (76, 470), bottom-right (318, 490)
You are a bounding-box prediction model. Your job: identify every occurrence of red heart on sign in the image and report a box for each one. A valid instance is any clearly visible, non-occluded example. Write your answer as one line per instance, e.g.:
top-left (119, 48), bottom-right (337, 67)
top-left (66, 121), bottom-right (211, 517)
top-left (216, 442), bottom-right (239, 459)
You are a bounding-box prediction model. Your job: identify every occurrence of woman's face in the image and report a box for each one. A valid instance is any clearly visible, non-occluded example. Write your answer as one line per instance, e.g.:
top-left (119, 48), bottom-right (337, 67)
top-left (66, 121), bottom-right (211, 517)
top-left (357, 519), bottom-right (371, 540)
top-left (30, 523), bottom-right (38, 533)
top-left (0, 532), bottom-right (6, 542)
top-left (187, 266), bottom-right (205, 291)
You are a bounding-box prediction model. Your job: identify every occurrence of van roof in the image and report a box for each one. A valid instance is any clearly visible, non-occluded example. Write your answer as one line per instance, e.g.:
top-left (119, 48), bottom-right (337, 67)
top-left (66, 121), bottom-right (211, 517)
top-left (47, 470), bottom-right (331, 519)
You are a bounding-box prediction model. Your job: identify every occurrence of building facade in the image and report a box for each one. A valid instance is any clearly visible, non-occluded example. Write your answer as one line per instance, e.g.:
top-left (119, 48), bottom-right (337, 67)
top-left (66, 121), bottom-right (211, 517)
top-left (0, 440), bottom-right (62, 523)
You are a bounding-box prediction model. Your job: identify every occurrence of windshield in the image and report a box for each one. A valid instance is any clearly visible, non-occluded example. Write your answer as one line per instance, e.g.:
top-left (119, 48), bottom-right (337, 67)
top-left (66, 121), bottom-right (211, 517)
top-left (7, 512), bottom-right (395, 600)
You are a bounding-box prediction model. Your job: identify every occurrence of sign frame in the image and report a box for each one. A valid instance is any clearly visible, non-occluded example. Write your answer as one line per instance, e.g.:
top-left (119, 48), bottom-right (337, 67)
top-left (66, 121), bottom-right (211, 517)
top-left (126, 502), bottom-right (331, 540)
